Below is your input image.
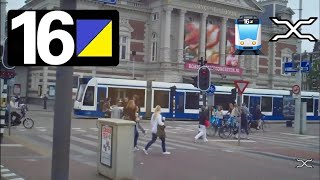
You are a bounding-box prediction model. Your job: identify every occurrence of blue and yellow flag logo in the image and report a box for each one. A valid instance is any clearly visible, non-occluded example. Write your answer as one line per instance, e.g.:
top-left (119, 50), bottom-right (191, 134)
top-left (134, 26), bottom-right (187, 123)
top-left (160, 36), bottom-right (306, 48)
top-left (76, 19), bottom-right (113, 57)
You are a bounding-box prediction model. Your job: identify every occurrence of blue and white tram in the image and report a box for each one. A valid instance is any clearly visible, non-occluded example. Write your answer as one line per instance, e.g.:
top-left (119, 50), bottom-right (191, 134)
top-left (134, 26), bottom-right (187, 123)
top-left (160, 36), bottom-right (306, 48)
top-left (235, 15), bottom-right (261, 51)
top-left (74, 77), bottom-right (319, 121)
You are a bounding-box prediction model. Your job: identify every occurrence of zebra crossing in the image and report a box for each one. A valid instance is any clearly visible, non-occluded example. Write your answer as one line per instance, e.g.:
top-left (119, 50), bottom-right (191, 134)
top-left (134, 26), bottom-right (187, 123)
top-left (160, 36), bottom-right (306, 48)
top-left (6, 124), bottom-right (320, 158)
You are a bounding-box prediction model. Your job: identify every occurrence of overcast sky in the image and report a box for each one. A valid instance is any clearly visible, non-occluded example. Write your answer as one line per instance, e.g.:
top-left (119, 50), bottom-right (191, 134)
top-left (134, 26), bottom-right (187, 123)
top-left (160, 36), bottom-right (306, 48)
top-left (5, 0), bottom-right (320, 52)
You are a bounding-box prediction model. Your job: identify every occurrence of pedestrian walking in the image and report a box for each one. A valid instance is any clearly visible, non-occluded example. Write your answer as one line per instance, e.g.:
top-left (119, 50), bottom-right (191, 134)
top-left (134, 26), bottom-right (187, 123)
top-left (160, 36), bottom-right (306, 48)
top-left (254, 105), bottom-right (262, 129)
top-left (233, 105), bottom-right (250, 139)
top-left (127, 100), bottom-right (140, 151)
top-left (194, 106), bottom-right (209, 143)
top-left (143, 105), bottom-right (171, 155)
top-left (132, 95), bottom-right (146, 135)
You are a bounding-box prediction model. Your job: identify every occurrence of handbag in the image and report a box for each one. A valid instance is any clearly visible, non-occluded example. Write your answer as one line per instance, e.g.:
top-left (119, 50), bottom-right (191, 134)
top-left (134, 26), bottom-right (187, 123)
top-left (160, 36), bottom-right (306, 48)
top-left (157, 124), bottom-right (166, 138)
top-left (204, 119), bottom-right (210, 128)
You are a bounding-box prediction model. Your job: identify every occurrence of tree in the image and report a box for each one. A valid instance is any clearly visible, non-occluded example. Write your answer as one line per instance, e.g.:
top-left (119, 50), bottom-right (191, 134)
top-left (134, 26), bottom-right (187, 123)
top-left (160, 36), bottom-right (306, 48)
top-left (307, 57), bottom-right (320, 91)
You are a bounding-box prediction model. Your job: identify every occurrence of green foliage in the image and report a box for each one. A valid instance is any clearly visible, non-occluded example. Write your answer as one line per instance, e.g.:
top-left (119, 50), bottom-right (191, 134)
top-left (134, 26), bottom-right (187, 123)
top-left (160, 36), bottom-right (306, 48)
top-left (307, 59), bottom-right (320, 90)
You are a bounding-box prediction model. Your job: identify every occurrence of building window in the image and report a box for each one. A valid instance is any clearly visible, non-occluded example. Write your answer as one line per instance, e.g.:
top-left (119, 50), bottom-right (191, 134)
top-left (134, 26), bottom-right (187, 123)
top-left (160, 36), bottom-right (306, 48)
top-left (151, 33), bottom-right (158, 62)
top-left (152, 13), bottom-right (159, 21)
top-left (120, 36), bottom-right (129, 60)
top-left (281, 56), bottom-right (292, 75)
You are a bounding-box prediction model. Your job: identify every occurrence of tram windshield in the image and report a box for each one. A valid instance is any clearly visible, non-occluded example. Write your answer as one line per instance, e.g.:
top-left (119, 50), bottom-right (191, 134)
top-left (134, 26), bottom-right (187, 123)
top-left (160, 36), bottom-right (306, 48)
top-left (238, 24), bottom-right (259, 40)
top-left (76, 84), bottom-right (86, 102)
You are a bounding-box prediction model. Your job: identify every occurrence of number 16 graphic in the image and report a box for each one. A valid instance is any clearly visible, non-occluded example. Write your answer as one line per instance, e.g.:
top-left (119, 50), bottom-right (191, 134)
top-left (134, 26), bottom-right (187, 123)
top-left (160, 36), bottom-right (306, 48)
top-left (8, 10), bottom-right (119, 66)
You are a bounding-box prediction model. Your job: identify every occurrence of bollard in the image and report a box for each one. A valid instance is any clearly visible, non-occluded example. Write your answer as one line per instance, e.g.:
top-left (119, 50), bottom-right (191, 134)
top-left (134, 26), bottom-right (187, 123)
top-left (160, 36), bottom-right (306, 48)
top-left (43, 94), bottom-right (48, 109)
top-left (97, 118), bottom-right (135, 180)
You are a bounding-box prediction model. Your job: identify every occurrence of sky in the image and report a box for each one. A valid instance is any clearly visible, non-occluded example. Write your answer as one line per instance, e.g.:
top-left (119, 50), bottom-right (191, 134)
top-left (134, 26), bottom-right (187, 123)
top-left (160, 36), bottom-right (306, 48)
top-left (5, 0), bottom-right (320, 52)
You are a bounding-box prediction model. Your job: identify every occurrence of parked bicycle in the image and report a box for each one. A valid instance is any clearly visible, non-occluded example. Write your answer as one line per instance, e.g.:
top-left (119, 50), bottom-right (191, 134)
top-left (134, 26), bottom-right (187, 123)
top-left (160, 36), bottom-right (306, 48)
top-left (248, 115), bottom-right (268, 132)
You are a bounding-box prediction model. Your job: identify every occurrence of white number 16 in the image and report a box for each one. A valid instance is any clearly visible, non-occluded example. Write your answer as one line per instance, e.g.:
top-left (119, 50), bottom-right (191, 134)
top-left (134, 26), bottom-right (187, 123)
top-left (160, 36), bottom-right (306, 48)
top-left (12, 11), bottom-right (75, 65)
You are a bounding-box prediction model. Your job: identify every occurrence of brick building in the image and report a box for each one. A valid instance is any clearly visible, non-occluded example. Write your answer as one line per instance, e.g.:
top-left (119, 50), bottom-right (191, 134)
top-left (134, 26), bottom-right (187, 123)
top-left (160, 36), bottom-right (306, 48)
top-left (9, 0), bottom-right (299, 103)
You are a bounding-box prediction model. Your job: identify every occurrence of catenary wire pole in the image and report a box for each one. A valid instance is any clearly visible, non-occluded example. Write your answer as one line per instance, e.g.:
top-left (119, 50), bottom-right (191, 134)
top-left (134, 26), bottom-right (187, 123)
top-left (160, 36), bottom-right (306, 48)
top-left (51, 0), bottom-right (76, 180)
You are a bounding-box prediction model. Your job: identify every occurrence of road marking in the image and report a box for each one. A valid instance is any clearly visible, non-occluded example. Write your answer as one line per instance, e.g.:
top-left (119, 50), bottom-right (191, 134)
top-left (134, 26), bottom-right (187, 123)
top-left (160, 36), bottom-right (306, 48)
top-left (2, 173), bottom-right (16, 177)
top-left (281, 133), bottom-right (319, 138)
top-left (208, 139), bottom-right (256, 142)
top-left (75, 129), bottom-right (87, 132)
top-left (0, 169), bottom-right (9, 172)
top-left (10, 178), bottom-right (25, 180)
top-left (18, 129), bottom-right (26, 132)
top-left (90, 128), bottom-right (98, 131)
top-left (35, 127), bottom-right (46, 129)
top-left (297, 136), bottom-right (319, 139)
top-left (0, 144), bottom-right (24, 147)
top-left (83, 134), bottom-right (98, 140)
top-left (72, 128), bottom-right (81, 130)
top-left (39, 135), bottom-right (96, 155)
top-left (140, 137), bottom-right (197, 150)
top-left (71, 136), bottom-right (97, 146)
top-left (37, 129), bottom-right (47, 132)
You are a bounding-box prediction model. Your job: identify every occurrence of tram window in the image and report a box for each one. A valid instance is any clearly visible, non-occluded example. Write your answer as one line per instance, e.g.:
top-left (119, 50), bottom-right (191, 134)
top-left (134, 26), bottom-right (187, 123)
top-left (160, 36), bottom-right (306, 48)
top-left (154, 90), bottom-right (169, 108)
top-left (76, 84), bottom-right (86, 102)
top-left (108, 87), bottom-right (145, 107)
top-left (302, 98), bottom-right (314, 112)
top-left (261, 97), bottom-right (272, 112)
top-left (243, 96), bottom-right (249, 107)
top-left (83, 86), bottom-right (94, 106)
top-left (185, 92), bottom-right (199, 109)
top-left (215, 94), bottom-right (231, 110)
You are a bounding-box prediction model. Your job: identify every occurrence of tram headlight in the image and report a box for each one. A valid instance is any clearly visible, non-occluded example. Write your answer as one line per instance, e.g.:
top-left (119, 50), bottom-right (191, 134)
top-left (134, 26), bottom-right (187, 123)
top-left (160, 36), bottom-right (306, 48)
top-left (252, 41), bottom-right (256, 45)
top-left (240, 41), bottom-right (244, 45)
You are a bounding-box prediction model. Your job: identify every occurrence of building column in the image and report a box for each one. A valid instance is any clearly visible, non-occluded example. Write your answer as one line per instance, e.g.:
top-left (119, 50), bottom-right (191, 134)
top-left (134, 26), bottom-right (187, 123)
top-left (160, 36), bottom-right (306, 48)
top-left (199, 13), bottom-right (208, 59)
top-left (42, 67), bottom-right (48, 96)
top-left (177, 9), bottom-right (186, 63)
top-left (0, 0), bottom-right (7, 45)
top-left (219, 17), bottom-right (228, 65)
top-left (161, 6), bottom-right (173, 62)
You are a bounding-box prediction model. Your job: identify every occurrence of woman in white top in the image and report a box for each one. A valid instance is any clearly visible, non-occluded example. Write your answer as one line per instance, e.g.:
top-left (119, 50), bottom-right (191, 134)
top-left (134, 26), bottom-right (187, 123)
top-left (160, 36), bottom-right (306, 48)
top-left (143, 105), bottom-right (171, 155)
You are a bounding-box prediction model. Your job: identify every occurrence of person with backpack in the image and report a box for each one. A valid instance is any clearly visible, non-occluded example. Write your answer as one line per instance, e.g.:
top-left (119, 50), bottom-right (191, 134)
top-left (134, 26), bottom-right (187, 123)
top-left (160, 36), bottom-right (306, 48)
top-left (143, 105), bottom-right (171, 155)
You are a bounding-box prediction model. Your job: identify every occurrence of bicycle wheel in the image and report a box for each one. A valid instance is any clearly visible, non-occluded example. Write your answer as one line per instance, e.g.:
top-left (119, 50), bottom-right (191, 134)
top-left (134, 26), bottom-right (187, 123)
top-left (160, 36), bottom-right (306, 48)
top-left (23, 118), bottom-right (34, 129)
top-left (219, 126), bottom-right (229, 138)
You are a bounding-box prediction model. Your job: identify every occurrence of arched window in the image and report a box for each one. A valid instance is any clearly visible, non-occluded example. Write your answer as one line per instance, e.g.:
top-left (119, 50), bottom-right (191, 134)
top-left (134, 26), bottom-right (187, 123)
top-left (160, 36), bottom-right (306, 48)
top-left (151, 33), bottom-right (158, 62)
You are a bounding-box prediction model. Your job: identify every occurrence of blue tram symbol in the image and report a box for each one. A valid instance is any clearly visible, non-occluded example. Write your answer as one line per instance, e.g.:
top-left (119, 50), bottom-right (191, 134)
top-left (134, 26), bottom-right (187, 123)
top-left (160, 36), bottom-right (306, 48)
top-left (234, 15), bottom-right (262, 55)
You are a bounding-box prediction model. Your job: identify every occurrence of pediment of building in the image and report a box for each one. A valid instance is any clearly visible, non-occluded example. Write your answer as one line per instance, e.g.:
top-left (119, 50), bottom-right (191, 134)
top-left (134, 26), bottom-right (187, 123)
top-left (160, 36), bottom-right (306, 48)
top-left (120, 18), bottom-right (134, 33)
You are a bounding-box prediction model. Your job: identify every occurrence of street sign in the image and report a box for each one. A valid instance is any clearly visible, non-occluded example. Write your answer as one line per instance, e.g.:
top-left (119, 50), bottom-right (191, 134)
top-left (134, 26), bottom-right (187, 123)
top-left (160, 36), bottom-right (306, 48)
top-left (292, 85), bottom-right (300, 95)
top-left (300, 61), bottom-right (311, 72)
top-left (284, 62), bottom-right (298, 73)
top-left (97, 0), bottom-right (117, 4)
top-left (206, 84), bottom-right (216, 94)
top-left (234, 80), bottom-right (249, 94)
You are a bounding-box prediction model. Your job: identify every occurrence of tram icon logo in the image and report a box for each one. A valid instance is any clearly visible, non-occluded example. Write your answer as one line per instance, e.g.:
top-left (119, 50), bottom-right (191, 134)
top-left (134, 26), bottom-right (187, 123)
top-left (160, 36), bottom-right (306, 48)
top-left (269, 17), bottom-right (318, 42)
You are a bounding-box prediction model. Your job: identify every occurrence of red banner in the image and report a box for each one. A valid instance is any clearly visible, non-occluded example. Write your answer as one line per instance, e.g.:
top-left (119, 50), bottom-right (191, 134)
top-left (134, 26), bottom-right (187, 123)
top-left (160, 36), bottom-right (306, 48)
top-left (184, 62), bottom-right (243, 75)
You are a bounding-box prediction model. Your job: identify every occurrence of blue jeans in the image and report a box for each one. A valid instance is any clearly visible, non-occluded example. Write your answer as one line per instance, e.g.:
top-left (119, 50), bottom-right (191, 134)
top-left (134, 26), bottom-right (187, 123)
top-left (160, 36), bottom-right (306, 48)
top-left (145, 133), bottom-right (166, 152)
top-left (134, 125), bottom-right (139, 147)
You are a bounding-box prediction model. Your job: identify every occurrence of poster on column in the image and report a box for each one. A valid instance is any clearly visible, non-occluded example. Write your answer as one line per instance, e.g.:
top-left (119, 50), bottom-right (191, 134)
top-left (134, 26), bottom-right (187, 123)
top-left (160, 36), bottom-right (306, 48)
top-left (205, 17), bottom-right (221, 64)
top-left (184, 16), bottom-right (200, 62)
top-left (225, 20), bottom-right (239, 67)
top-left (100, 124), bottom-right (112, 167)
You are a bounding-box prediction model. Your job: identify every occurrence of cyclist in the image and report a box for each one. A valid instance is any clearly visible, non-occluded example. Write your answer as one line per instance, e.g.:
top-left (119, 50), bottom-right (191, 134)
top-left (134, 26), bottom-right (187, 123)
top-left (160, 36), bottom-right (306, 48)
top-left (254, 105), bottom-right (263, 129)
top-left (8, 97), bottom-right (22, 125)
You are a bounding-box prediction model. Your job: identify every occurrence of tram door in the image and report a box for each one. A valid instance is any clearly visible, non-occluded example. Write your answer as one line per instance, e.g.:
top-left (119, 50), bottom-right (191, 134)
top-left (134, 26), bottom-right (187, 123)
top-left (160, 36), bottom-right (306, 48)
top-left (97, 87), bottom-right (107, 116)
top-left (174, 92), bottom-right (185, 118)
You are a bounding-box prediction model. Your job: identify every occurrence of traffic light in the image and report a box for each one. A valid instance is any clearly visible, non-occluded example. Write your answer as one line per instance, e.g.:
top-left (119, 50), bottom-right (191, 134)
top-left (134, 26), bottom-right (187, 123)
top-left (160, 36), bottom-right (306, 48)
top-left (198, 66), bottom-right (211, 91)
top-left (191, 76), bottom-right (198, 88)
top-left (170, 86), bottom-right (176, 96)
top-left (231, 88), bottom-right (237, 101)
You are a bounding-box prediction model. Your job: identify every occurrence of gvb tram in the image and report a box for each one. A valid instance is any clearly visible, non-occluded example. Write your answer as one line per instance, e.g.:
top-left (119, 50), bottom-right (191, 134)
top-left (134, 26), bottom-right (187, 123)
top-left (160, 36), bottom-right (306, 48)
top-left (235, 15), bottom-right (261, 52)
top-left (74, 77), bottom-right (320, 122)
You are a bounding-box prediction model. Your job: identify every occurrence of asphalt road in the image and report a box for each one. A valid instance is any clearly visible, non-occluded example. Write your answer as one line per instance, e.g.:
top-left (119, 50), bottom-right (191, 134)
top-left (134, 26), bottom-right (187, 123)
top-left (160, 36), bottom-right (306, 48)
top-left (1, 108), bottom-right (319, 180)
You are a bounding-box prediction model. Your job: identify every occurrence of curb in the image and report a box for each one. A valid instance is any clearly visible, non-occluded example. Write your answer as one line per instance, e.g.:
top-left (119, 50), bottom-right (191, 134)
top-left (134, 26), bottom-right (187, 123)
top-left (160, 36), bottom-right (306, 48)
top-left (243, 150), bottom-right (320, 166)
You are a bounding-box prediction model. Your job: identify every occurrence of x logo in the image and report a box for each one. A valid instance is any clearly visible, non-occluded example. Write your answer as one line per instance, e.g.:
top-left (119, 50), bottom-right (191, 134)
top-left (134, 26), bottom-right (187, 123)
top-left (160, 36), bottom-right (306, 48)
top-left (270, 17), bottom-right (318, 42)
top-left (296, 159), bottom-right (314, 168)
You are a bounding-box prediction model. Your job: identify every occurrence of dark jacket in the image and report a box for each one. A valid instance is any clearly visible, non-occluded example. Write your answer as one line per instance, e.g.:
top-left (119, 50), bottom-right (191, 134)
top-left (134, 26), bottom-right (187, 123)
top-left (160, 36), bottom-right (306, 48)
top-left (253, 108), bottom-right (262, 120)
top-left (198, 111), bottom-right (207, 126)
